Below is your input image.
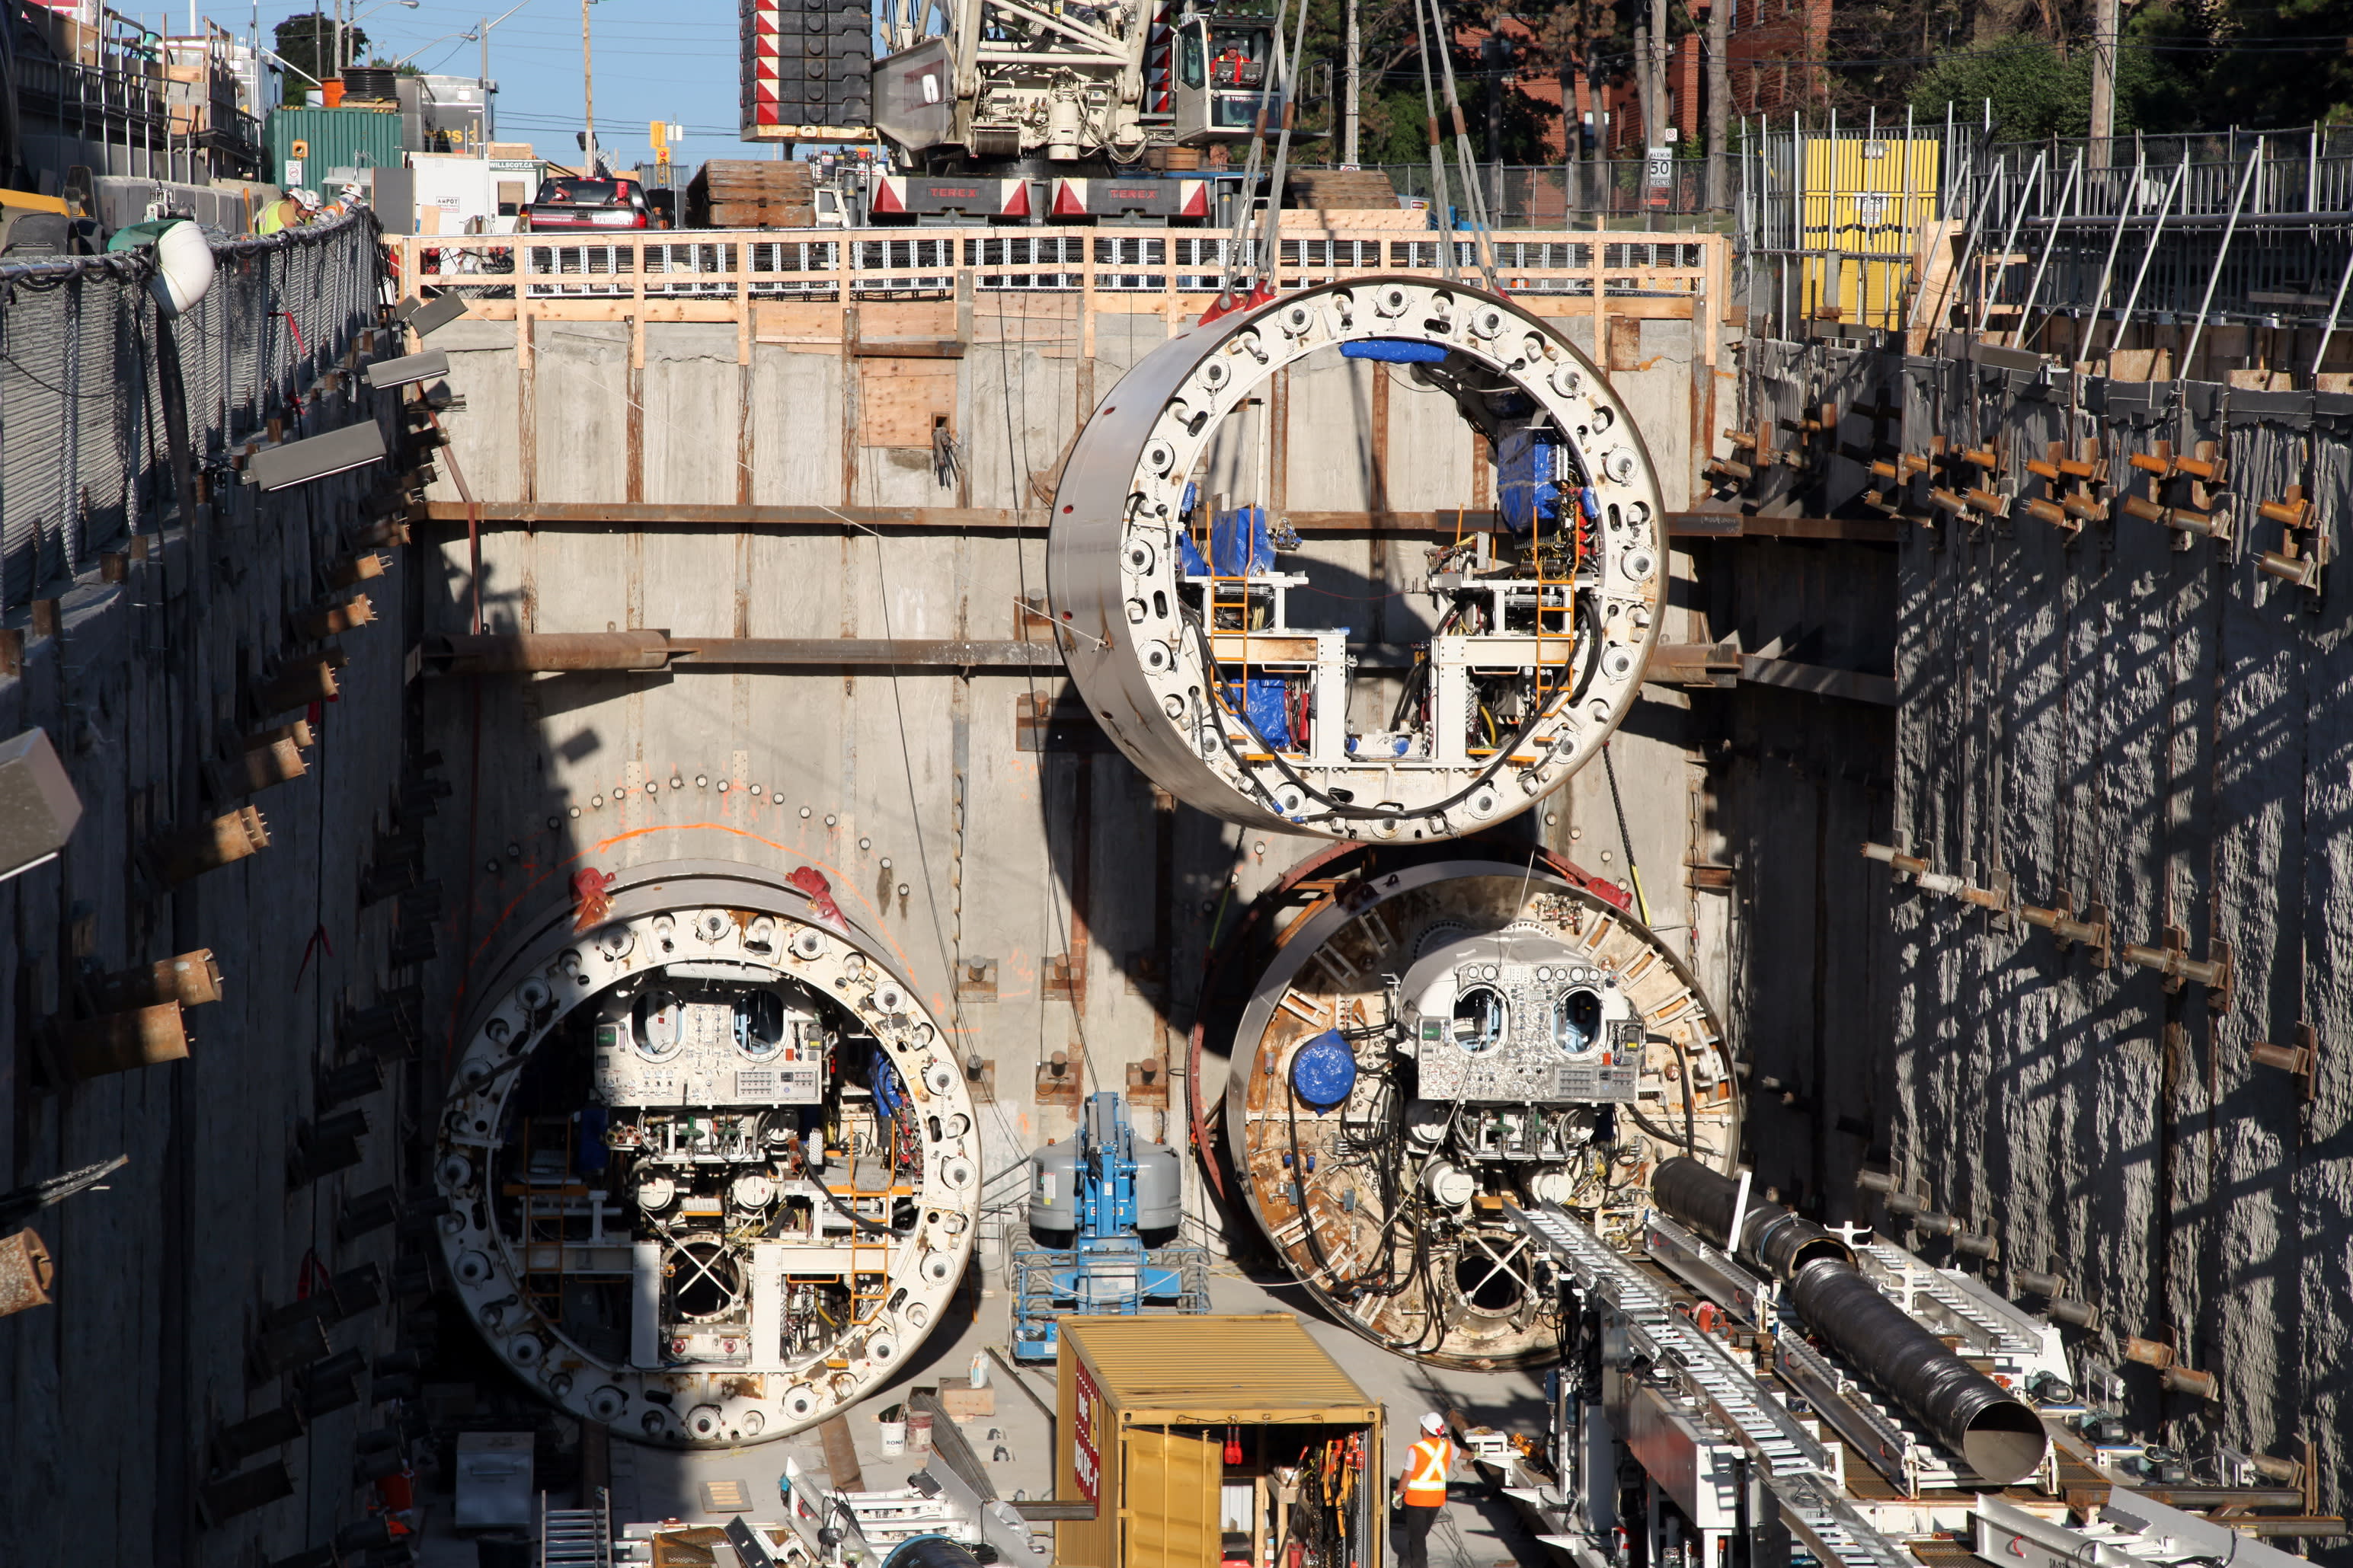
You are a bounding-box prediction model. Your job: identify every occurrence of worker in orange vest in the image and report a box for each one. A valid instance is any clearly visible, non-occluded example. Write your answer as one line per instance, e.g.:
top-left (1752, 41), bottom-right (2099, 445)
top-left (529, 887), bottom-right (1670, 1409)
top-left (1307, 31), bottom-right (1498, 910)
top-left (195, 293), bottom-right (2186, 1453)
top-left (1392, 1410), bottom-right (1453, 1568)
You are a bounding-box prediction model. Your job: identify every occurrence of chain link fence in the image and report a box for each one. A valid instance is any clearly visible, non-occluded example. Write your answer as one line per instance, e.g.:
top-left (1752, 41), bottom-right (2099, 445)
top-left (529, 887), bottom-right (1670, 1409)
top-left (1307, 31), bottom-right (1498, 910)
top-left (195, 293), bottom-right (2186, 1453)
top-left (0, 214), bottom-right (385, 614)
top-left (1349, 161), bottom-right (1726, 228)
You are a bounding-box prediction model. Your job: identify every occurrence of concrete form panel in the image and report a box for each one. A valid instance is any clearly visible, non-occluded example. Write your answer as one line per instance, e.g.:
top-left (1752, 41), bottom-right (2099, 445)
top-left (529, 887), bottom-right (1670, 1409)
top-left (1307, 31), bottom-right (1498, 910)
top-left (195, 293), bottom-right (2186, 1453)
top-left (1379, 371), bottom-right (1474, 511)
top-left (644, 324), bottom-right (747, 506)
top-left (1281, 354), bottom-right (1380, 513)
top-left (533, 321), bottom-right (631, 504)
top-left (425, 319), bottom-right (525, 503)
top-left (751, 347), bottom-right (846, 506)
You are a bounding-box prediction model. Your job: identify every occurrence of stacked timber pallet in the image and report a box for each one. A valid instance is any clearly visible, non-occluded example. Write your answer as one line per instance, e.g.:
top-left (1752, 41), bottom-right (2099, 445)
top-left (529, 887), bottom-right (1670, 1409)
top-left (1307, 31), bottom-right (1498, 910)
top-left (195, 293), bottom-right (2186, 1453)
top-left (686, 160), bottom-right (817, 228)
top-left (1284, 168), bottom-right (1403, 211)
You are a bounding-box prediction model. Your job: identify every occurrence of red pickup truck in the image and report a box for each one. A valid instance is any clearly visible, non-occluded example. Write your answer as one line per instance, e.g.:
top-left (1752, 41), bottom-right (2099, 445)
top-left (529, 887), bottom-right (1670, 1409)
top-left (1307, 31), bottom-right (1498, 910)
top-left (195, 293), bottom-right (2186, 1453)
top-left (519, 176), bottom-right (651, 232)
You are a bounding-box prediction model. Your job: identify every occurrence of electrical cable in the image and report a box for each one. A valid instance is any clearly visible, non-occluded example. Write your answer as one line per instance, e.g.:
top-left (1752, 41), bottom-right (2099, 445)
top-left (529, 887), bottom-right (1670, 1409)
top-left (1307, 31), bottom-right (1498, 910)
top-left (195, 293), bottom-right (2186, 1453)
top-left (1669, 1035), bottom-right (1699, 1157)
top-left (1600, 739), bottom-right (1651, 925)
top-left (1620, 1101), bottom-right (1699, 1153)
top-left (975, 302), bottom-right (1096, 1167)
top-left (817, 1167), bottom-right (892, 1237)
top-left (1271, 1039), bottom-right (1449, 1353)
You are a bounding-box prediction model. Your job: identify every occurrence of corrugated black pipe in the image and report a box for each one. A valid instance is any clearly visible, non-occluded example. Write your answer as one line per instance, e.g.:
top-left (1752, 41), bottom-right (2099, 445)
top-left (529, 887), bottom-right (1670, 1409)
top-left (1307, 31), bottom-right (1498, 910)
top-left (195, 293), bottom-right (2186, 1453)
top-left (1785, 1258), bottom-right (2048, 1485)
top-left (1651, 1156), bottom-right (1856, 1276)
top-left (1650, 1158), bottom-right (2047, 1487)
top-left (884, 1538), bottom-right (986, 1568)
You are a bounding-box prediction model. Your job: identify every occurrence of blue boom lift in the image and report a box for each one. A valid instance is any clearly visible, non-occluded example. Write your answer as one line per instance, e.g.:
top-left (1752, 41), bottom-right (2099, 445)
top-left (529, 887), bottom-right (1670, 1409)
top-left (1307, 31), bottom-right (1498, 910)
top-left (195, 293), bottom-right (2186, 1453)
top-left (1009, 1091), bottom-right (1209, 1363)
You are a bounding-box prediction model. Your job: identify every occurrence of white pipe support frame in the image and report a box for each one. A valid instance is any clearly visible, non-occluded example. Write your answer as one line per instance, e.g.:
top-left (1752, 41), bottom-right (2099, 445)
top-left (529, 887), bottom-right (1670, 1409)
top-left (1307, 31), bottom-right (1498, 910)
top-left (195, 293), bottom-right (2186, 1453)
top-left (433, 861), bottom-right (980, 1448)
top-left (1047, 275), bottom-right (1666, 839)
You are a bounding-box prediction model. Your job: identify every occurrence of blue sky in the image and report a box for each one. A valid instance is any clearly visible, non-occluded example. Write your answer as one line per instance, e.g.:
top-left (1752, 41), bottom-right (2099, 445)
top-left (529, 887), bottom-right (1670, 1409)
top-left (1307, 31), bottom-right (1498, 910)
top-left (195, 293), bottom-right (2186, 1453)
top-left (251, 0), bottom-right (784, 169)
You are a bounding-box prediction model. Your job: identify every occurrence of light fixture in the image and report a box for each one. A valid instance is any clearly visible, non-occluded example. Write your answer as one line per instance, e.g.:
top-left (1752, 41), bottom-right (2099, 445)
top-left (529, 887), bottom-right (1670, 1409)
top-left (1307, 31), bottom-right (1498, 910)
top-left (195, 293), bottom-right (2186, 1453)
top-left (401, 293), bottom-right (470, 336)
top-left (0, 728), bottom-right (83, 885)
top-left (248, 423), bottom-right (389, 491)
top-left (365, 349), bottom-right (450, 390)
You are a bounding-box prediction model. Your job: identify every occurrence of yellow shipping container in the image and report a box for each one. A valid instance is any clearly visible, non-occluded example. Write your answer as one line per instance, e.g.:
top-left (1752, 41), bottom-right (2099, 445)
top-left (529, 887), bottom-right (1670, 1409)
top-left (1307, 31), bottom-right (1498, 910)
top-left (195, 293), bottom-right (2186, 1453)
top-left (1798, 136), bottom-right (1941, 329)
top-left (1055, 1315), bottom-right (1385, 1568)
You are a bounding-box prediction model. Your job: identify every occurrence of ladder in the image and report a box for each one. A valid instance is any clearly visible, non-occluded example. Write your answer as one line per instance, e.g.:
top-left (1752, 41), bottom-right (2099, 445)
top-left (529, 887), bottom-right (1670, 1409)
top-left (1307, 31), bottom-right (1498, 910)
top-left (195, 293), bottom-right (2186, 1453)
top-left (540, 1487), bottom-right (612, 1568)
top-left (515, 1116), bottom-right (580, 1317)
top-left (1520, 469), bottom-right (1580, 761)
top-left (849, 1236), bottom-right (893, 1323)
top-left (836, 1158), bottom-right (897, 1324)
top-left (1208, 510), bottom-right (1255, 743)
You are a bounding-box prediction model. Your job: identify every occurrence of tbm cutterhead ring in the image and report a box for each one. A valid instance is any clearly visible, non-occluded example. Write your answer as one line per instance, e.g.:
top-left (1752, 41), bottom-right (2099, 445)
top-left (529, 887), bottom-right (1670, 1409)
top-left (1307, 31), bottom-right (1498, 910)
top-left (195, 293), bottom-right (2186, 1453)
top-left (1049, 276), bottom-right (1665, 840)
top-left (435, 862), bottom-right (978, 1448)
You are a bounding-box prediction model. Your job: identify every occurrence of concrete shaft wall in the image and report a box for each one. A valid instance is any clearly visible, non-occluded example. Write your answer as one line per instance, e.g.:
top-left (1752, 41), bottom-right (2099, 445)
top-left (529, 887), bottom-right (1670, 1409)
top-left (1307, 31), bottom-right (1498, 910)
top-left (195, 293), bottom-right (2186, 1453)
top-left (1747, 335), bottom-right (2353, 1528)
top-left (0, 226), bottom-right (418, 1563)
top-left (416, 290), bottom-right (1738, 1189)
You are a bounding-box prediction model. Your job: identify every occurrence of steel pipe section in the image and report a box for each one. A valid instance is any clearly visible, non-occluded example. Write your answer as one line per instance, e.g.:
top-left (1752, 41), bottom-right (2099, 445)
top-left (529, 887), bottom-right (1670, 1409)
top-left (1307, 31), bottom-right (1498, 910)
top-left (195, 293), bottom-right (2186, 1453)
top-left (1049, 276), bottom-right (1667, 838)
top-left (1651, 1157), bottom-right (2048, 1485)
top-left (1223, 861), bottom-right (1735, 1368)
top-left (1649, 1154), bottom-right (1856, 1278)
top-left (435, 861), bottom-right (980, 1448)
top-left (1785, 1259), bottom-right (2049, 1486)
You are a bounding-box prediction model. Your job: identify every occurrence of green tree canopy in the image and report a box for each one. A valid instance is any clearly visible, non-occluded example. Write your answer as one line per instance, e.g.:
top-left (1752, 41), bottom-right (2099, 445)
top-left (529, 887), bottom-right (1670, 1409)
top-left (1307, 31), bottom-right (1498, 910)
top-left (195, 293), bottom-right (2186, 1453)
top-left (1907, 25), bottom-right (2195, 139)
top-left (1289, 0), bottom-right (1621, 165)
top-left (273, 14), bottom-right (369, 103)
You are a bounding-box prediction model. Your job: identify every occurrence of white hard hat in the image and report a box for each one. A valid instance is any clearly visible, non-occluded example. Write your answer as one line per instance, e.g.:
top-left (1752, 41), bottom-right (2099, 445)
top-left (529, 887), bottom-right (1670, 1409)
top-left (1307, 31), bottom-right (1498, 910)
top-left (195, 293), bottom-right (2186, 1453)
top-left (1420, 1411), bottom-right (1447, 1434)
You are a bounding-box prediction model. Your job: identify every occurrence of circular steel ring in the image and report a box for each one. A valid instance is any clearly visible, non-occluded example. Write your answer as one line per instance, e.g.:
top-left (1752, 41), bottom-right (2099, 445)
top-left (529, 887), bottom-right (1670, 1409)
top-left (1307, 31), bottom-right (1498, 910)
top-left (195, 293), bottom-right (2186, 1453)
top-left (1221, 858), bottom-right (1735, 1367)
top-left (1049, 276), bottom-right (1665, 839)
top-left (434, 860), bottom-right (978, 1448)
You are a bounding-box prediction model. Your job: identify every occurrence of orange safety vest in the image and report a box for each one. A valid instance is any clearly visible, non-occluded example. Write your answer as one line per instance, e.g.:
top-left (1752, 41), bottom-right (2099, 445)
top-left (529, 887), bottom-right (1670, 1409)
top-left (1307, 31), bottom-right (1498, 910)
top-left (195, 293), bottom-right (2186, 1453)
top-left (1399, 1435), bottom-right (1452, 1506)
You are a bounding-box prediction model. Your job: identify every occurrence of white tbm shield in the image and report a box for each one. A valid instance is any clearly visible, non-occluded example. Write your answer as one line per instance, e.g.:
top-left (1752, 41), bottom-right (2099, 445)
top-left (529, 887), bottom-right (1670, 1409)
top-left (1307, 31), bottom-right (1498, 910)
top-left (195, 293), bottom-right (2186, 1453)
top-left (1049, 276), bottom-right (1666, 839)
top-left (435, 864), bottom-right (978, 1447)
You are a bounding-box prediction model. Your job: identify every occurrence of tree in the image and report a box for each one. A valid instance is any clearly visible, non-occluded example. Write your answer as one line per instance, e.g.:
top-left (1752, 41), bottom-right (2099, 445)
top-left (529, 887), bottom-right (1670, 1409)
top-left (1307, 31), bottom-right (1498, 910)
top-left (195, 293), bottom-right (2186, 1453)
top-left (2188, 0), bottom-right (2353, 127)
top-left (273, 14), bottom-right (368, 103)
top-left (1290, 0), bottom-right (1617, 166)
top-left (1908, 37), bottom-right (2085, 135)
top-left (1906, 22), bottom-right (2195, 137)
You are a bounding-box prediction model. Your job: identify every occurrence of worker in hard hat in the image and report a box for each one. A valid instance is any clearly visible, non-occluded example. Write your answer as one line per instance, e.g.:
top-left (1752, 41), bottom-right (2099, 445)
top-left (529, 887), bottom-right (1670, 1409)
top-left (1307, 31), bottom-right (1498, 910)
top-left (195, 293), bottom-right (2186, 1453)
top-left (1392, 1410), bottom-right (1454, 1568)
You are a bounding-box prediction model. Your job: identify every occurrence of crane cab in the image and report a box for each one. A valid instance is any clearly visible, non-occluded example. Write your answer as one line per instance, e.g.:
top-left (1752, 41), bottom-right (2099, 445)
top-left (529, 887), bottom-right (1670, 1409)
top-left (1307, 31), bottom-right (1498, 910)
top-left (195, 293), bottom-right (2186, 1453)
top-left (1170, 10), bottom-right (1280, 142)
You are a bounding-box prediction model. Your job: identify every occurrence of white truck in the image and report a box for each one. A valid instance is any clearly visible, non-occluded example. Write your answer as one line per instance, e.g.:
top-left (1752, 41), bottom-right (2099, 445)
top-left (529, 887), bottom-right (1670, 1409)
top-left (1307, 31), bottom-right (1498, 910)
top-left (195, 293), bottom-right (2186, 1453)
top-left (743, 0), bottom-right (1281, 222)
top-left (867, 0), bottom-right (1280, 168)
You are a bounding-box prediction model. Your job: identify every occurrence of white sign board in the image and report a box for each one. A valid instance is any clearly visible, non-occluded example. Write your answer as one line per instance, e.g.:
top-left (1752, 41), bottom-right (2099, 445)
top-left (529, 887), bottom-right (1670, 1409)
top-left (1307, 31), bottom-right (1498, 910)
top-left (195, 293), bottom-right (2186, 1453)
top-left (1645, 147), bottom-right (1671, 209)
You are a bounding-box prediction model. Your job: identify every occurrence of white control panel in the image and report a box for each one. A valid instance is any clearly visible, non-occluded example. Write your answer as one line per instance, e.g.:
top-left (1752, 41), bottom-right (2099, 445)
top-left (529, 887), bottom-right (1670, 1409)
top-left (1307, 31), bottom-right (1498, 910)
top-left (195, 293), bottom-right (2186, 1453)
top-left (593, 988), bottom-right (826, 1108)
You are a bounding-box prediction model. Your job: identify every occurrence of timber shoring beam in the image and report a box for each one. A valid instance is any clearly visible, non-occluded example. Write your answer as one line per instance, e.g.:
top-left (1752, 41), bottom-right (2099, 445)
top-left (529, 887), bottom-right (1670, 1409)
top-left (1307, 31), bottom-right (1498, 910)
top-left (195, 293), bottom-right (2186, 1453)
top-left (1648, 643), bottom-right (1898, 706)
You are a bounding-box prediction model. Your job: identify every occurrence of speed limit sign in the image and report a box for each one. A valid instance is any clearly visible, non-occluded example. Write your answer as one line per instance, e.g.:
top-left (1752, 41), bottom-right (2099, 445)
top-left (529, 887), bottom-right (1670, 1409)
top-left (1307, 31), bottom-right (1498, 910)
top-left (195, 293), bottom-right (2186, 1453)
top-left (1645, 146), bottom-right (1671, 209)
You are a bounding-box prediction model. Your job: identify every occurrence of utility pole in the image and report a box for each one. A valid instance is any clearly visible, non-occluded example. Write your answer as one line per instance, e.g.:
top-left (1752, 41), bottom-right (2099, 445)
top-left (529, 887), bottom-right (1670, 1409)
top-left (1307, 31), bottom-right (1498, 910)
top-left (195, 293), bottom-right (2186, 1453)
top-left (1649, 0), bottom-right (1667, 148)
top-left (580, 0), bottom-right (596, 169)
top-left (1560, 50), bottom-right (1579, 221)
top-left (1482, 31), bottom-right (1507, 220)
top-left (1633, 23), bottom-right (1654, 151)
top-left (1343, 0), bottom-right (1360, 164)
top-left (1706, 0), bottom-right (1728, 209)
top-left (1587, 53), bottom-right (1605, 171)
top-left (2087, 0), bottom-right (2116, 164)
